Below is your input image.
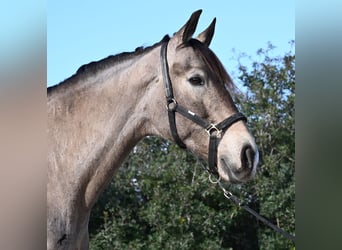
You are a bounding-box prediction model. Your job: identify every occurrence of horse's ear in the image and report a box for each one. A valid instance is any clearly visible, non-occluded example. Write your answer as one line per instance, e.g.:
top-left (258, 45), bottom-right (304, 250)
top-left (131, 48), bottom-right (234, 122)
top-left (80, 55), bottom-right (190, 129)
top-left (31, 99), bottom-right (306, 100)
top-left (196, 18), bottom-right (216, 47)
top-left (174, 9), bottom-right (202, 44)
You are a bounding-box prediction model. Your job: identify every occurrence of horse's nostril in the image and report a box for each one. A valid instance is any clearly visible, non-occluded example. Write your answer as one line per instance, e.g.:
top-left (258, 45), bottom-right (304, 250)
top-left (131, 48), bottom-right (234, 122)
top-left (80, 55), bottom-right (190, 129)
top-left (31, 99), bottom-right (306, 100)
top-left (241, 145), bottom-right (255, 170)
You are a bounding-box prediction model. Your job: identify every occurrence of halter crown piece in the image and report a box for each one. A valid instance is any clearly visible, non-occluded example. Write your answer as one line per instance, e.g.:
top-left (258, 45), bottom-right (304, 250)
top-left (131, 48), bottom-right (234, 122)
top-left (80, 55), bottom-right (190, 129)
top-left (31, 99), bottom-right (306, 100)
top-left (160, 41), bottom-right (247, 176)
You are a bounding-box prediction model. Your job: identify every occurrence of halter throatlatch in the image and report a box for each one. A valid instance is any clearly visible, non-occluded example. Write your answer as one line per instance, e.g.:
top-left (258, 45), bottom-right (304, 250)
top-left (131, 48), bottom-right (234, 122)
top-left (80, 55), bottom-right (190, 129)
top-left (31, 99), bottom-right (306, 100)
top-left (160, 41), bottom-right (247, 176)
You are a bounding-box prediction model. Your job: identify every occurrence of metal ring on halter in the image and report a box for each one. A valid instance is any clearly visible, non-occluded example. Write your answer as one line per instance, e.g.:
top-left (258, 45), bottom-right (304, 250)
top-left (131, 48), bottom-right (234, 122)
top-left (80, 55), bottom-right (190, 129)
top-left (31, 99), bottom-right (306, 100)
top-left (209, 173), bottom-right (221, 184)
top-left (206, 124), bottom-right (222, 138)
top-left (166, 98), bottom-right (177, 111)
top-left (223, 190), bottom-right (233, 200)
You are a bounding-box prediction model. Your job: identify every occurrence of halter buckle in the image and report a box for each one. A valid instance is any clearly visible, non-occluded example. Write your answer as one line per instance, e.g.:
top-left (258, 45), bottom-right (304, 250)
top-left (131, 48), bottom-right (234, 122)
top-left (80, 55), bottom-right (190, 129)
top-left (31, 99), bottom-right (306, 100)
top-left (206, 124), bottom-right (222, 138)
top-left (166, 98), bottom-right (178, 111)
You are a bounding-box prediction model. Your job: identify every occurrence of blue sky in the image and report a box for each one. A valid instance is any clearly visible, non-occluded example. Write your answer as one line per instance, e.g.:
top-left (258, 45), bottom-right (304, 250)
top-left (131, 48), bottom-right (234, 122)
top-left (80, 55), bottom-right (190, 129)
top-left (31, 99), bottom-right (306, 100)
top-left (47, 0), bottom-right (294, 87)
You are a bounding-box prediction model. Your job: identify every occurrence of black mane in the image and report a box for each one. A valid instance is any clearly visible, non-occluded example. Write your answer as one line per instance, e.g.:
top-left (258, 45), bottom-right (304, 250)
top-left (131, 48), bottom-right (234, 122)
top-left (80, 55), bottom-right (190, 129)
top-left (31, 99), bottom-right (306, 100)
top-left (48, 35), bottom-right (170, 93)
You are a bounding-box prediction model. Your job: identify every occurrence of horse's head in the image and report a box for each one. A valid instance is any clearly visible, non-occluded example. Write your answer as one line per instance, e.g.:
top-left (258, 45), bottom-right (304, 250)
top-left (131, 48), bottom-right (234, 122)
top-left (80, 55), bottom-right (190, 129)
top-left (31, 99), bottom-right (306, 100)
top-left (158, 10), bottom-right (258, 183)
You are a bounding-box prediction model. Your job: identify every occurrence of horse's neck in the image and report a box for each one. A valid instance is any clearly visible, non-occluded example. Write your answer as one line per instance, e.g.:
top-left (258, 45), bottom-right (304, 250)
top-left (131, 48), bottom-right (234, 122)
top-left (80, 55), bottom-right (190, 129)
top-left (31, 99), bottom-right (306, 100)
top-left (48, 46), bottom-right (163, 208)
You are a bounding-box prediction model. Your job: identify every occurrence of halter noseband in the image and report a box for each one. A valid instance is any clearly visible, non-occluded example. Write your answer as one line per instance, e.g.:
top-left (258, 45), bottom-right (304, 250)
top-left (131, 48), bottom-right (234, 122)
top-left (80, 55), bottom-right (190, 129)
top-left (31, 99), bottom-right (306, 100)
top-left (160, 41), bottom-right (247, 176)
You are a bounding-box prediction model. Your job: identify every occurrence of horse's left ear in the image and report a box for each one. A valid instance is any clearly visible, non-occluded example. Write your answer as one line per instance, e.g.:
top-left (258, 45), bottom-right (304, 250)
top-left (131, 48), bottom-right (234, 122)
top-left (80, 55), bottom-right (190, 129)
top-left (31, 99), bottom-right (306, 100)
top-left (196, 18), bottom-right (216, 47)
top-left (174, 9), bottom-right (202, 44)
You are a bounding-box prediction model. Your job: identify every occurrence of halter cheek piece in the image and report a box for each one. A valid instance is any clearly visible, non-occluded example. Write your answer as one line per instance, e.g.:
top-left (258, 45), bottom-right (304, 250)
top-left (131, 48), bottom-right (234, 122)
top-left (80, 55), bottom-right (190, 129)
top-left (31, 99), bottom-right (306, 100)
top-left (160, 41), bottom-right (247, 176)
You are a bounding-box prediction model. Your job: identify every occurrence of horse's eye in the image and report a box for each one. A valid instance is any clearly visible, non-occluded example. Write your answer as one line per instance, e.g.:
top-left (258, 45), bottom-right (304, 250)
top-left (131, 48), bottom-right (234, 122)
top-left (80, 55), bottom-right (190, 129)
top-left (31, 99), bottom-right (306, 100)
top-left (189, 76), bottom-right (204, 86)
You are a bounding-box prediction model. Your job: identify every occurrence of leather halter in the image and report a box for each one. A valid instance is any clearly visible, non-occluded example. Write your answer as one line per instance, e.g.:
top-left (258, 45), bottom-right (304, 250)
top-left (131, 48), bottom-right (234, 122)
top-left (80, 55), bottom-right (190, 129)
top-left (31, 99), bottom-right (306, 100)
top-left (160, 41), bottom-right (247, 176)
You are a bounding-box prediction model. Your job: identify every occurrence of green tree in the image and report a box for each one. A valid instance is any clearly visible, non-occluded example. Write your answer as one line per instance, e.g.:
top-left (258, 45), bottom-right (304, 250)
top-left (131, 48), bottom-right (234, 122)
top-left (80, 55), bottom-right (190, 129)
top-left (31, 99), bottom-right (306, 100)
top-left (235, 41), bottom-right (295, 249)
top-left (89, 42), bottom-right (295, 249)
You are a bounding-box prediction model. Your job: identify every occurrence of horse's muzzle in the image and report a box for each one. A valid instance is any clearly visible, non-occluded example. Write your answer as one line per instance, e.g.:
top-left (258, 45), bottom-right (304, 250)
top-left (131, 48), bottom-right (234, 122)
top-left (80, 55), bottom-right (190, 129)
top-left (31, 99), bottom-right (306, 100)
top-left (219, 144), bottom-right (258, 183)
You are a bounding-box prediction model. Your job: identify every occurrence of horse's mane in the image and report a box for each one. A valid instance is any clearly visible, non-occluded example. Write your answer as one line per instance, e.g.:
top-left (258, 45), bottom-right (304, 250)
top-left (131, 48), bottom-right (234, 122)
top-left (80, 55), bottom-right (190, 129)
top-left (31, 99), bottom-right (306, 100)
top-left (74, 35), bottom-right (171, 80)
top-left (48, 35), bottom-right (171, 93)
top-left (48, 35), bottom-right (236, 94)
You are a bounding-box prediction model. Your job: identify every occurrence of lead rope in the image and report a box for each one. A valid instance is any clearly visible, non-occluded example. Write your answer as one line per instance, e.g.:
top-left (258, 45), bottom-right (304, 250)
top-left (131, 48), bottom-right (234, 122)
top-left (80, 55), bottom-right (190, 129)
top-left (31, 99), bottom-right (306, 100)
top-left (211, 174), bottom-right (296, 243)
top-left (196, 159), bottom-right (295, 243)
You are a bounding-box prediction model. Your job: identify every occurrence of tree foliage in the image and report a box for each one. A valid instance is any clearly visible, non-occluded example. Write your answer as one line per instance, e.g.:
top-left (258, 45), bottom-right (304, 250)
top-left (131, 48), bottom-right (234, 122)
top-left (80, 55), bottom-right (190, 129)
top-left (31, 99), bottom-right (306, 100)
top-left (89, 42), bottom-right (295, 249)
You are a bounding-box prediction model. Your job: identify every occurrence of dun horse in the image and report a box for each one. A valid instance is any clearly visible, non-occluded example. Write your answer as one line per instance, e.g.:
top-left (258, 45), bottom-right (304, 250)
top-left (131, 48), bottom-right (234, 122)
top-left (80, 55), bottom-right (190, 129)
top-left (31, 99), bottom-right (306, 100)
top-left (48, 10), bottom-right (259, 249)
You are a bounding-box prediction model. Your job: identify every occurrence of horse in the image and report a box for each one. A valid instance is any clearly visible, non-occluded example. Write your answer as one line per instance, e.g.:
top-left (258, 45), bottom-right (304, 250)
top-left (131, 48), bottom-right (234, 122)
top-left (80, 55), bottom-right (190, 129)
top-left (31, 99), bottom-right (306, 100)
top-left (47, 10), bottom-right (259, 249)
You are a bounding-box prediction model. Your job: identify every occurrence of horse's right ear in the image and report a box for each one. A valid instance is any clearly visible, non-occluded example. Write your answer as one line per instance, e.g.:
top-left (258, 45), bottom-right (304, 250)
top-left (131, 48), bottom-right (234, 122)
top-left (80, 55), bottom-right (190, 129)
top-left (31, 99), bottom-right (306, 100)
top-left (174, 10), bottom-right (202, 44)
top-left (196, 18), bottom-right (216, 47)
